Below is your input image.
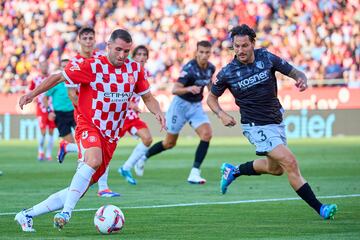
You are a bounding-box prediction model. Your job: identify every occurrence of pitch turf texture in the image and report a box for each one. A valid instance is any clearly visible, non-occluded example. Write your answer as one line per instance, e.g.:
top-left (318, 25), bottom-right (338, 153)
top-left (0, 137), bottom-right (359, 239)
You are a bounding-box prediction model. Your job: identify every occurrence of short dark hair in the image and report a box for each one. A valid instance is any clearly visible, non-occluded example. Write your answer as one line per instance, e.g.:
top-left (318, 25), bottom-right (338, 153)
top-left (230, 24), bottom-right (256, 43)
top-left (197, 40), bottom-right (212, 49)
top-left (132, 45), bottom-right (149, 58)
top-left (109, 29), bottom-right (132, 43)
top-left (78, 27), bottom-right (95, 38)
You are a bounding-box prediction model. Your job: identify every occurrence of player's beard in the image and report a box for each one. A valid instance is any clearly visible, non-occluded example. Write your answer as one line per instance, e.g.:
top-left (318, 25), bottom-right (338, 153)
top-left (237, 52), bottom-right (251, 64)
top-left (109, 55), bottom-right (123, 67)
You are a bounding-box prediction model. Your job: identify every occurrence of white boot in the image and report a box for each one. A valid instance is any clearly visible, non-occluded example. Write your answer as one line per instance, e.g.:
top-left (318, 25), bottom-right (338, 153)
top-left (187, 168), bottom-right (206, 184)
top-left (14, 210), bottom-right (36, 232)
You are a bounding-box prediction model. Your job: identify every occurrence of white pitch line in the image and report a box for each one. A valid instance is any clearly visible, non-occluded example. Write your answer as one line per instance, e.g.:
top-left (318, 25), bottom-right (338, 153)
top-left (1, 193), bottom-right (359, 216)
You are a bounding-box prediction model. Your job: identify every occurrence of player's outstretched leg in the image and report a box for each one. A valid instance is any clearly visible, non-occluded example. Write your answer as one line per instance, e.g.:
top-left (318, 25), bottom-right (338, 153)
top-left (53, 212), bottom-right (70, 230)
top-left (320, 204), bottom-right (338, 220)
top-left (220, 163), bottom-right (237, 194)
top-left (14, 188), bottom-right (68, 232)
top-left (14, 210), bottom-right (36, 232)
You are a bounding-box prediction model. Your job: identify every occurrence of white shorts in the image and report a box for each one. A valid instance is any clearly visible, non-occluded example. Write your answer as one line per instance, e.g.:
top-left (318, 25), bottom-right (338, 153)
top-left (166, 96), bottom-right (210, 134)
top-left (242, 122), bottom-right (287, 156)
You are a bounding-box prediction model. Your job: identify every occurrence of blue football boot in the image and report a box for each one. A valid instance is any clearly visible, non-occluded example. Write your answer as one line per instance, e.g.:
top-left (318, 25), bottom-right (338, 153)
top-left (220, 163), bottom-right (236, 194)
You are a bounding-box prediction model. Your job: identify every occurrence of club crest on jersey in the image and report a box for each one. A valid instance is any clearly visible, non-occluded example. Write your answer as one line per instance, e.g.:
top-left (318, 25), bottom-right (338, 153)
top-left (256, 61), bottom-right (264, 69)
top-left (69, 64), bottom-right (81, 71)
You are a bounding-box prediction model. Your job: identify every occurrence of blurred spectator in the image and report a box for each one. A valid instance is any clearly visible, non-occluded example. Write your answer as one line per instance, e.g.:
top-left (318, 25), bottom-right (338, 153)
top-left (344, 65), bottom-right (360, 88)
top-left (0, 0), bottom-right (360, 94)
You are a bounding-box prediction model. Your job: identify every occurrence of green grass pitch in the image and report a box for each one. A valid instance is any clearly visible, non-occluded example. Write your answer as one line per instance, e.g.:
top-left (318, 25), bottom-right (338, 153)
top-left (0, 137), bottom-right (359, 239)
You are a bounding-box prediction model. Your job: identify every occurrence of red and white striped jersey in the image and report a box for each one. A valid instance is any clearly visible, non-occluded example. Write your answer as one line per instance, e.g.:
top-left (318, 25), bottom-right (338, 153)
top-left (29, 75), bottom-right (53, 113)
top-left (62, 55), bottom-right (150, 142)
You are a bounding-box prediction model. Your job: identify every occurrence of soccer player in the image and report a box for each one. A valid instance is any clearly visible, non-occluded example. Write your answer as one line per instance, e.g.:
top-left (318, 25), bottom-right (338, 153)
top-left (118, 45), bottom-right (153, 185)
top-left (135, 41), bottom-right (215, 184)
top-left (44, 61), bottom-right (76, 161)
top-left (58, 27), bottom-right (119, 197)
top-left (29, 59), bottom-right (56, 161)
top-left (207, 24), bottom-right (338, 220)
top-left (16, 29), bottom-right (165, 232)
top-left (57, 27), bottom-right (103, 163)
top-left (55, 59), bottom-right (79, 162)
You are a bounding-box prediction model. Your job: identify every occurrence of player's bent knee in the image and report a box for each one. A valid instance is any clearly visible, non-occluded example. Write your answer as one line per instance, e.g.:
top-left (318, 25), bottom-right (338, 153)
top-left (85, 158), bottom-right (102, 170)
top-left (163, 141), bottom-right (176, 149)
top-left (272, 167), bottom-right (284, 176)
top-left (200, 132), bottom-right (212, 142)
top-left (142, 136), bottom-right (153, 147)
top-left (284, 157), bottom-right (299, 172)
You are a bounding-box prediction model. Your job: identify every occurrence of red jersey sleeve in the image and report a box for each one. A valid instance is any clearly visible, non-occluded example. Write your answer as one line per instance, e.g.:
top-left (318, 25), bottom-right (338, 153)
top-left (62, 59), bottom-right (93, 85)
top-left (134, 67), bottom-right (150, 96)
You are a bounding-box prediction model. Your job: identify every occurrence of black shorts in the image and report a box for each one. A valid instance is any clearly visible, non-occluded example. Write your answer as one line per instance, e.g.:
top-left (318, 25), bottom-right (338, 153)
top-left (54, 110), bottom-right (76, 137)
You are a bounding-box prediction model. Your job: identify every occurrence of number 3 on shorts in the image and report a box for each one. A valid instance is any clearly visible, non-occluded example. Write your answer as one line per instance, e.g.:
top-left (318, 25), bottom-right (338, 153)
top-left (257, 130), bottom-right (267, 141)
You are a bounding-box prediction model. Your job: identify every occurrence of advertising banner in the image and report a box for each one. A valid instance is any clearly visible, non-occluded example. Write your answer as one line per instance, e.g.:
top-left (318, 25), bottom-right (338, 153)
top-left (1, 109), bottom-right (359, 140)
top-left (2, 87), bottom-right (360, 115)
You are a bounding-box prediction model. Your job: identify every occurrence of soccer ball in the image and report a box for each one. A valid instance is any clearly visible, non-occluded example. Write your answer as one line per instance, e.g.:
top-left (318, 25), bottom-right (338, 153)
top-left (94, 205), bottom-right (125, 234)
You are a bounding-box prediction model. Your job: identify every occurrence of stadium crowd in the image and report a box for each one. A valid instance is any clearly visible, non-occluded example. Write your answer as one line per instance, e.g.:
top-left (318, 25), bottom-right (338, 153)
top-left (0, 0), bottom-right (360, 94)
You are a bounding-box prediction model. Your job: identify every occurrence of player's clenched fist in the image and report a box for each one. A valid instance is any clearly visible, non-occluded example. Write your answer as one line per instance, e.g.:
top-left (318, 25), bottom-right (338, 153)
top-left (19, 93), bottom-right (34, 110)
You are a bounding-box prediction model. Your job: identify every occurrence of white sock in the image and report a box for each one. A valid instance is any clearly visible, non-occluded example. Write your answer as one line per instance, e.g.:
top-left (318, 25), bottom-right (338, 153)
top-left (38, 134), bottom-right (45, 153)
top-left (97, 166), bottom-right (109, 192)
top-left (65, 143), bottom-right (78, 153)
top-left (123, 142), bottom-right (149, 171)
top-left (45, 134), bottom-right (54, 158)
top-left (24, 188), bottom-right (68, 217)
top-left (62, 163), bottom-right (95, 215)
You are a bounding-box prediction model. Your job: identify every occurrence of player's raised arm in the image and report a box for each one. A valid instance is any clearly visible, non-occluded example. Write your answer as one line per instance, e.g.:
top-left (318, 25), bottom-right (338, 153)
top-left (207, 92), bottom-right (236, 127)
top-left (141, 92), bottom-right (166, 131)
top-left (19, 73), bottom-right (65, 110)
top-left (288, 68), bottom-right (308, 92)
